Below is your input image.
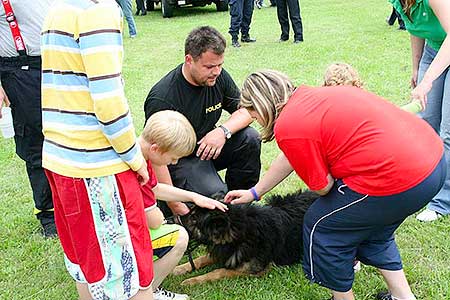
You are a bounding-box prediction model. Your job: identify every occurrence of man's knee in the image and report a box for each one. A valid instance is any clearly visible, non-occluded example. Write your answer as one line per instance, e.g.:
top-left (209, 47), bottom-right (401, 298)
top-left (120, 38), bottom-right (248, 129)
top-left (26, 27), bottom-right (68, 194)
top-left (236, 127), bottom-right (261, 151)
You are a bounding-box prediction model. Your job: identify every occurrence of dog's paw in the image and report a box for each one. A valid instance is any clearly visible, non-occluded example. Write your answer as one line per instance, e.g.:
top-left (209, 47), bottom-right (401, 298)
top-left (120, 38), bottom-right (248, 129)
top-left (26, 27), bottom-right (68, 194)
top-left (181, 277), bottom-right (202, 286)
top-left (173, 265), bottom-right (191, 276)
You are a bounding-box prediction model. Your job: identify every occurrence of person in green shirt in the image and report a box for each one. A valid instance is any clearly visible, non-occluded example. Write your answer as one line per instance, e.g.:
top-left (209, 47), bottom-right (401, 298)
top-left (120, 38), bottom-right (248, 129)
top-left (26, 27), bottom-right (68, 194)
top-left (390, 0), bottom-right (450, 224)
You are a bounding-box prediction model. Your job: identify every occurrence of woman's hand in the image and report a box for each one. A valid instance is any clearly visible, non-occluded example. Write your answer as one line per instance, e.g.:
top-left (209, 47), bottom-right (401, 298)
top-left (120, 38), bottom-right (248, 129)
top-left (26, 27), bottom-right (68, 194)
top-left (224, 189), bottom-right (254, 205)
top-left (192, 194), bottom-right (228, 212)
top-left (411, 80), bottom-right (432, 110)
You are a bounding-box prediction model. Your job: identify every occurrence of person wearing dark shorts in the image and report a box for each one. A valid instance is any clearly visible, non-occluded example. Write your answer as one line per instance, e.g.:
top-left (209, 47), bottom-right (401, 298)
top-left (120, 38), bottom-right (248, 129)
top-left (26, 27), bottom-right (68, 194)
top-left (144, 26), bottom-right (261, 217)
top-left (225, 70), bottom-right (446, 300)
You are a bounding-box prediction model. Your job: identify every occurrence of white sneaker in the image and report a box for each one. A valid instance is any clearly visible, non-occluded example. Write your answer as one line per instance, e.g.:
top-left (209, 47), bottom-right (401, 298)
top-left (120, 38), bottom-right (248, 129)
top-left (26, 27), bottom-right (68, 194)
top-left (154, 287), bottom-right (189, 300)
top-left (416, 208), bottom-right (442, 222)
top-left (353, 260), bottom-right (361, 273)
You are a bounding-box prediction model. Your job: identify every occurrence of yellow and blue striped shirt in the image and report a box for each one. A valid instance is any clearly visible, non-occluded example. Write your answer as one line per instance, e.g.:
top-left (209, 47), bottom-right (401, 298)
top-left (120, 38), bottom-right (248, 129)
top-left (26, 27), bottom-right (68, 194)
top-left (41, 0), bottom-right (144, 178)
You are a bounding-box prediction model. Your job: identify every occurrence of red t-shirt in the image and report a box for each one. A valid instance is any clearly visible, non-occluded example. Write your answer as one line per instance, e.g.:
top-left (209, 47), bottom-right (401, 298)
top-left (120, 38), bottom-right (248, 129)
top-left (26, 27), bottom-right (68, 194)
top-left (141, 160), bottom-right (159, 210)
top-left (274, 85), bottom-right (443, 196)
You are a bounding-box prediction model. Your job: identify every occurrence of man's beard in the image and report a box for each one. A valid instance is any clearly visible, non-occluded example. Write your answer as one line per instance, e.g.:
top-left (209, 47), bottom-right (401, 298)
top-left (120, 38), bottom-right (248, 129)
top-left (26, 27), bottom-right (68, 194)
top-left (191, 71), bottom-right (217, 87)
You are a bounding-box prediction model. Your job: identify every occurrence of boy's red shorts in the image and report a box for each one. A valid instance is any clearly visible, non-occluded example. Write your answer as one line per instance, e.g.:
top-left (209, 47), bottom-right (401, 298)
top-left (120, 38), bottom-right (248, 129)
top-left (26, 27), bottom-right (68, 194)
top-left (45, 169), bottom-right (153, 300)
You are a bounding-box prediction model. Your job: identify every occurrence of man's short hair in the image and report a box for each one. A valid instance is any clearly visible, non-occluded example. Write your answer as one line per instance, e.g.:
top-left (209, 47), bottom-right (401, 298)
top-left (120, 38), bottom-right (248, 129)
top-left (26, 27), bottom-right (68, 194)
top-left (185, 26), bottom-right (226, 60)
top-left (142, 110), bottom-right (196, 157)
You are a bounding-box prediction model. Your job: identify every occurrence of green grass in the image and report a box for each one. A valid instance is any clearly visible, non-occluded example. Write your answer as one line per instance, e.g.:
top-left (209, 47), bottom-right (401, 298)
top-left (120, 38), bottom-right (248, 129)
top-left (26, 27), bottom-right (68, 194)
top-left (1, 0), bottom-right (450, 299)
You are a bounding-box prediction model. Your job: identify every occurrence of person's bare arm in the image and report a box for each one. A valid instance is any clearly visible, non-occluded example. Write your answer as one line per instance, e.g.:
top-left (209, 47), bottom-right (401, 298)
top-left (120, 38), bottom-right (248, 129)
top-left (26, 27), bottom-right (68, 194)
top-left (196, 108), bottom-right (253, 160)
top-left (411, 0), bottom-right (450, 107)
top-left (225, 153), bottom-right (294, 204)
top-left (410, 35), bottom-right (425, 88)
top-left (153, 164), bottom-right (190, 216)
top-left (153, 183), bottom-right (228, 212)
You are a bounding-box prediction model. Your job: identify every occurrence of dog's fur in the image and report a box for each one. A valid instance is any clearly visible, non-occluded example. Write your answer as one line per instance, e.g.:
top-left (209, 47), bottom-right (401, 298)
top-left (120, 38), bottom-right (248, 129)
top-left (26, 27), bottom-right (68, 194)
top-left (173, 190), bottom-right (318, 285)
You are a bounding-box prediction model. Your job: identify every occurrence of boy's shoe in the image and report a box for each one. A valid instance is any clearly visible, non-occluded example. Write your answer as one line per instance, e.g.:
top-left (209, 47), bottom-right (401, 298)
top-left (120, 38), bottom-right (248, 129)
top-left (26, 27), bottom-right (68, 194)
top-left (376, 291), bottom-right (393, 300)
top-left (416, 208), bottom-right (442, 222)
top-left (231, 39), bottom-right (241, 47)
top-left (154, 287), bottom-right (189, 300)
top-left (42, 222), bottom-right (58, 238)
top-left (353, 260), bottom-right (361, 272)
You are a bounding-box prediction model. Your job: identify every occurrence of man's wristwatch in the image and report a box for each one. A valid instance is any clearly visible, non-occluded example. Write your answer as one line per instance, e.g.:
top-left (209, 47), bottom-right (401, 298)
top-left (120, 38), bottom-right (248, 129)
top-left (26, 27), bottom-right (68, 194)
top-left (219, 125), bottom-right (232, 139)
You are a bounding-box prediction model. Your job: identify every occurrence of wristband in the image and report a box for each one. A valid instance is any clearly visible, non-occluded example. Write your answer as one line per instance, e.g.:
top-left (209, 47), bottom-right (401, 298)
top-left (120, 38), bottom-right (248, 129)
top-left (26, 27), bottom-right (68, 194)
top-left (249, 187), bottom-right (260, 201)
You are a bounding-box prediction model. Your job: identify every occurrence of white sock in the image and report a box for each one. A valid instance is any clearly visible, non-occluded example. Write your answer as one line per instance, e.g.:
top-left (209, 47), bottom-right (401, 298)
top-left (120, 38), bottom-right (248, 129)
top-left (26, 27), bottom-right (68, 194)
top-left (392, 295), bottom-right (417, 300)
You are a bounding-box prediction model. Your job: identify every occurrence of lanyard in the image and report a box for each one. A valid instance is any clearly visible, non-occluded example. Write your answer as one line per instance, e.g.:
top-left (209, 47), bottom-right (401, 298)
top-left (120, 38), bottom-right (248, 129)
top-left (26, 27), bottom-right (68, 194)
top-left (2, 0), bottom-right (27, 55)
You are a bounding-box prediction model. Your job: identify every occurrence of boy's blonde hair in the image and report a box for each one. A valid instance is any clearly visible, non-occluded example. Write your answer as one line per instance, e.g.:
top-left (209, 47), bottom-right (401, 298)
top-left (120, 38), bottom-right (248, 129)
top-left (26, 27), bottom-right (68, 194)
top-left (240, 70), bottom-right (295, 142)
top-left (142, 110), bottom-right (196, 156)
top-left (323, 63), bottom-right (363, 88)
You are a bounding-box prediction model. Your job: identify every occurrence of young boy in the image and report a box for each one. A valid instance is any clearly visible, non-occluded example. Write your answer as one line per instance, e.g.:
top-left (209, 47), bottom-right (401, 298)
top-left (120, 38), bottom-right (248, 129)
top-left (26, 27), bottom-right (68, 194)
top-left (139, 110), bottom-right (228, 300)
top-left (323, 63), bottom-right (423, 114)
top-left (41, 1), bottom-right (153, 299)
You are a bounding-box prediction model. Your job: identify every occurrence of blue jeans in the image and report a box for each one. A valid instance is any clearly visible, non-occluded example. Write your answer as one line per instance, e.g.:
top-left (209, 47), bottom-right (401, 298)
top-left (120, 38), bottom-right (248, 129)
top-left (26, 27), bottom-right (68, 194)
top-left (418, 45), bottom-right (450, 215)
top-left (116, 0), bottom-right (137, 36)
top-left (228, 0), bottom-right (254, 39)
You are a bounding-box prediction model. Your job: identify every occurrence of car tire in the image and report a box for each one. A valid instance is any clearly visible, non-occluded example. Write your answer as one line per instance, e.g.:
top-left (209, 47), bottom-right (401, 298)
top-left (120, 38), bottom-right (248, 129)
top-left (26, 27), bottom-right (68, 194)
top-left (161, 0), bottom-right (173, 17)
top-left (146, 0), bottom-right (155, 11)
top-left (216, 0), bottom-right (228, 11)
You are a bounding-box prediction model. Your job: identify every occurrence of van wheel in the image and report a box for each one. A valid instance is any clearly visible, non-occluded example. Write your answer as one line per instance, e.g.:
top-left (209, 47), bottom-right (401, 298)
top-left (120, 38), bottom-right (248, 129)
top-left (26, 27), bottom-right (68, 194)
top-left (161, 0), bottom-right (174, 17)
top-left (216, 0), bottom-right (228, 11)
top-left (146, 0), bottom-right (155, 11)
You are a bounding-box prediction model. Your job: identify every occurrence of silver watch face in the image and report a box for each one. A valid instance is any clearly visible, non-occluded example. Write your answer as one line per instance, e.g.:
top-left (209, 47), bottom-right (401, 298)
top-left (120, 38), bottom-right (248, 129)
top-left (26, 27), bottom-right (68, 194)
top-left (220, 125), bottom-right (231, 138)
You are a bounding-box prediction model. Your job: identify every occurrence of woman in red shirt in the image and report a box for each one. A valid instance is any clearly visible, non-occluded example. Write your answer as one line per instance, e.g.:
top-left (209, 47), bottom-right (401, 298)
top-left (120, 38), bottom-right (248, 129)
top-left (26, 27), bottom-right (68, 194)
top-left (225, 70), bottom-right (446, 300)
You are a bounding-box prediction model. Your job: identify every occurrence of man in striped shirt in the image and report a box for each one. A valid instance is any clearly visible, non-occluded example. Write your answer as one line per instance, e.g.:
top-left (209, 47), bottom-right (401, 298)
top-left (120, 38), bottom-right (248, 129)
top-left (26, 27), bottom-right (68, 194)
top-left (41, 1), bottom-right (153, 299)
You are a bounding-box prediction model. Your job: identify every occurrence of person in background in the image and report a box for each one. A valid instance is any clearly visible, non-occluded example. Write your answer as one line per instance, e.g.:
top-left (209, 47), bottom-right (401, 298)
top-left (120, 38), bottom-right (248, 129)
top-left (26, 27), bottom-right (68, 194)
top-left (0, 0), bottom-right (56, 237)
top-left (228, 0), bottom-right (257, 47)
top-left (136, 0), bottom-right (147, 15)
top-left (116, 0), bottom-right (138, 37)
top-left (41, 1), bottom-right (153, 299)
top-left (386, 6), bottom-right (405, 30)
top-left (226, 70), bottom-right (445, 300)
top-left (323, 62), bottom-right (422, 114)
top-left (390, 0), bottom-right (450, 222)
top-left (276, 0), bottom-right (303, 43)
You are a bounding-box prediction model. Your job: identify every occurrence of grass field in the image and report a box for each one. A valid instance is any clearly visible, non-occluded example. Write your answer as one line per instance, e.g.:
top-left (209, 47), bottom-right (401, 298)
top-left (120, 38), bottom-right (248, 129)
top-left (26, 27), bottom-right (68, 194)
top-left (1, 0), bottom-right (450, 299)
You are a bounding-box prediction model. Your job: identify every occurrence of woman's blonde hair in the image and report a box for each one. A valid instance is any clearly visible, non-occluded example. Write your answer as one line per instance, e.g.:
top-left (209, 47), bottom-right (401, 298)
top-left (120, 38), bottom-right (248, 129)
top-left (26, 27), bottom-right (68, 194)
top-left (142, 110), bottom-right (196, 156)
top-left (323, 63), bottom-right (363, 88)
top-left (240, 70), bottom-right (295, 142)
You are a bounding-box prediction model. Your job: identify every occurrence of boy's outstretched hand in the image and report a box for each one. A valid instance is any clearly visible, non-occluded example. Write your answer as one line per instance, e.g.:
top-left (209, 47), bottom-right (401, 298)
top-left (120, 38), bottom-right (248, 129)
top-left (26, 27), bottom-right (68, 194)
top-left (192, 194), bottom-right (228, 212)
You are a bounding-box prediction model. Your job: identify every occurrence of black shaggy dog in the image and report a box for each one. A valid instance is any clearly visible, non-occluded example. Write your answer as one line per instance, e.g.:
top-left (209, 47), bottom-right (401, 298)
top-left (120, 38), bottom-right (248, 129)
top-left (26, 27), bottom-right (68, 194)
top-left (172, 190), bottom-right (318, 285)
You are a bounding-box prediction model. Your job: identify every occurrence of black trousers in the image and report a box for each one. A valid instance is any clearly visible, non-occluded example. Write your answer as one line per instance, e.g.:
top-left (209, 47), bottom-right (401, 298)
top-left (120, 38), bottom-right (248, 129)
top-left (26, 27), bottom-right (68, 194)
top-left (0, 57), bottom-right (54, 226)
top-left (159, 126), bottom-right (261, 217)
top-left (276, 0), bottom-right (303, 41)
top-left (228, 0), bottom-right (254, 39)
top-left (387, 7), bottom-right (405, 28)
top-left (136, 0), bottom-right (145, 11)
